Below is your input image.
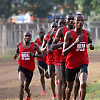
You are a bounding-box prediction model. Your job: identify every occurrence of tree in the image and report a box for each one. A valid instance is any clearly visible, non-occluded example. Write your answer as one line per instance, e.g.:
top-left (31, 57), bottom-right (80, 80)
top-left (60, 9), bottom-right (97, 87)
top-left (90, 0), bottom-right (100, 20)
top-left (75, 0), bottom-right (93, 16)
top-left (26, 0), bottom-right (55, 18)
top-left (0, 0), bottom-right (18, 19)
top-left (64, 0), bottom-right (78, 15)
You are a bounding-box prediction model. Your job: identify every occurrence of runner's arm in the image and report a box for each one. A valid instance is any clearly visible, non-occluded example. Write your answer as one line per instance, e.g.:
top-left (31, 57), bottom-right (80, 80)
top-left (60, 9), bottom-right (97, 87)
top-left (52, 28), bottom-right (63, 50)
top-left (13, 43), bottom-right (19, 60)
top-left (86, 30), bottom-right (94, 50)
top-left (29, 43), bottom-right (43, 58)
top-left (41, 35), bottom-right (47, 53)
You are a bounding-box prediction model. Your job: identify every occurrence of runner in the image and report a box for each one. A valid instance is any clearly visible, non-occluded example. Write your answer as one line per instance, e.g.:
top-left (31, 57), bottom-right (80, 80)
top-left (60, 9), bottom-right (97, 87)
top-left (48, 21), bottom-right (63, 100)
top-left (34, 28), bottom-right (49, 95)
top-left (52, 12), bottom-right (74, 100)
top-left (13, 31), bottom-right (43, 100)
top-left (41, 22), bottom-right (58, 100)
top-left (63, 13), bottom-right (94, 100)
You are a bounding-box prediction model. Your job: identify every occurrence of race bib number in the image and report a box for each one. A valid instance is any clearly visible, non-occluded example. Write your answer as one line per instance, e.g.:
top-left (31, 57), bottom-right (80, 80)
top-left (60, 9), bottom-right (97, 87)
top-left (76, 42), bottom-right (86, 51)
top-left (22, 52), bottom-right (30, 60)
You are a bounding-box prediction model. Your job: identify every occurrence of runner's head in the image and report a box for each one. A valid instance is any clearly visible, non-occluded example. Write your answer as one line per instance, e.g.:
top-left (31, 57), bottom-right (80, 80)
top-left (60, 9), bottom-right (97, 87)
top-left (54, 17), bottom-right (60, 23)
top-left (51, 22), bottom-right (58, 31)
top-left (65, 12), bottom-right (74, 28)
top-left (24, 31), bottom-right (32, 43)
top-left (37, 28), bottom-right (45, 39)
top-left (74, 13), bottom-right (84, 29)
top-left (58, 18), bottom-right (66, 28)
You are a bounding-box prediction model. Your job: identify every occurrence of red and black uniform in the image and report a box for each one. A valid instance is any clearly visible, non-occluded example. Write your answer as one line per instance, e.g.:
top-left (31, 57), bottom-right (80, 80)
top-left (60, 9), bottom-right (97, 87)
top-left (46, 33), bottom-right (55, 74)
top-left (53, 31), bottom-right (62, 66)
top-left (35, 38), bottom-right (48, 75)
top-left (65, 29), bottom-right (89, 82)
top-left (18, 42), bottom-right (35, 71)
top-left (18, 42), bottom-right (35, 83)
top-left (66, 29), bottom-right (89, 69)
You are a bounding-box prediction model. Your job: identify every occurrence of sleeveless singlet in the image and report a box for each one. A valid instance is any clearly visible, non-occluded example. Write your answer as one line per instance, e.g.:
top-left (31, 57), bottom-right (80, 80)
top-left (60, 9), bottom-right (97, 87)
top-left (46, 33), bottom-right (54, 65)
top-left (36, 38), bottom-right (46, 61)
top-left (66, 29), bottom-right (89, 69)
top-left (18, 42), bottom-right (35, 71)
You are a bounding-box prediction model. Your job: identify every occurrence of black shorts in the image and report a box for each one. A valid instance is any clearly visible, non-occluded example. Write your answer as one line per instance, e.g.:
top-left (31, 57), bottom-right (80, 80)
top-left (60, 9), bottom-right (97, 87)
top-left (48, 64), bottom-right (55, 75)
top-left (61, 61), bottom-right (66, 78)
top-left (37, 61), bottom-right (48, 75)
top-left (65, 64), bottom-right (88, 82)
top-left (18, 65), bottom-right (33, 83)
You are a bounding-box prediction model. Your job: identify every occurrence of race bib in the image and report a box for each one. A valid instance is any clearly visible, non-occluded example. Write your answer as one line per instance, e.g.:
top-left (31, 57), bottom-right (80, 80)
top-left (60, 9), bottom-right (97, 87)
top-left (76, 42), bottom-right (86, 51)
top-left (22, 52), bottom-right (30, 60)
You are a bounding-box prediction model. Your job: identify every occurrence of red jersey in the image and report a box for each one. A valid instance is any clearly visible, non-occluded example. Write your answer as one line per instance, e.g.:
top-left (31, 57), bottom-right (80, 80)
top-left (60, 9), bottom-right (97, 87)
top-left (18, 42), bottom-right (35, 71)
top-left (53, 31), bottom-right (62, 66)
top-left (46, 33), bottom-right (54, 65)
top-left (60, 26), bottom-right (68, 61)
top-left (35, 38), bottom-right (46, 61)
top-left (66, 29), bottom-right (89, 69)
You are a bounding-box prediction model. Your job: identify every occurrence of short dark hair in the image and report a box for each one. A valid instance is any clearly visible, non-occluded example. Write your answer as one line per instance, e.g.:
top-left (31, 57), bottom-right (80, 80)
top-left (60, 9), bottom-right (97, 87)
top-left (65, 12), bottom-right (74, 19)
top-left (53, 17), bottom-right (60, 22)
top-left (74, 13), bottom-right (84, 19)
top-left (38, 28), bottom-right (45, 33)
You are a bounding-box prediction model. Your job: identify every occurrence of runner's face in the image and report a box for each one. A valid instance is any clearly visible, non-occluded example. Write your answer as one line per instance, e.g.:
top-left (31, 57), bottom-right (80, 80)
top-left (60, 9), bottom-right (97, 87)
top-left (24, 32), bottom-right (32, 43)
top-left (51, 23), bottom-right (58, 31)
top-left (55, 19), bottom-right (59, 23)
top-left (38, 30), bottom-right (45, 38)
top-left (74, 15), bottom-right (84, 29)
top-left (66, 14), bottom-right (74, 28)
top-left (58, 19), bottom-right (66, 28)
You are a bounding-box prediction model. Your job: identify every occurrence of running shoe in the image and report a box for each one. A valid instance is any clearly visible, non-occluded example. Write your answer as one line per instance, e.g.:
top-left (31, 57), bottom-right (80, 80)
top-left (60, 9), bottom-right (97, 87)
top-left (41, 90), bottom-right (46, 95)
top-left (53, 93), bottom-right (57, 100)
top-left (25, 92), bottom-right (31, 100)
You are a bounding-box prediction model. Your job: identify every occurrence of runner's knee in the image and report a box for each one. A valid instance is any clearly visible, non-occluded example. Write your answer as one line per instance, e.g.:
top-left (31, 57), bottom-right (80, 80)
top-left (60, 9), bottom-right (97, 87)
top-left (80, 83), bottom-right (86, 90)
top-left (67, 86), bottom-right (73, 92)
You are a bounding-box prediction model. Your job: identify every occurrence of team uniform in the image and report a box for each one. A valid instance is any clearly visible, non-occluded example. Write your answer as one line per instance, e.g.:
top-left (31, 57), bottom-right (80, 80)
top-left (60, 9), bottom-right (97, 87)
top-left (65, 29), bottom-right (89, 82)
top-left (35, 38), bottom-right (48, 76)
top-left (61, 26), bottom-right (69, 77)
top-left (46, 33), bottom-right (55, 74)
top-left (18, 42), bottom-right (35, 83)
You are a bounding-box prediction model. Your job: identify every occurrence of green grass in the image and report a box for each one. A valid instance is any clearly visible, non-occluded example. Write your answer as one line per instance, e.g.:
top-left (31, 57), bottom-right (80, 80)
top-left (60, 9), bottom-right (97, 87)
top-left (85, 80), bottom-right (100, 100)
top-left (0, 54), bottom-right (19, 61)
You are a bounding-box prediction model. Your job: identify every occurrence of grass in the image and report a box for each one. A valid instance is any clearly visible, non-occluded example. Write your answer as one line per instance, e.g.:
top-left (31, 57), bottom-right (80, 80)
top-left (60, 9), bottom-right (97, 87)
top-left (85, 80), bottom-right (100, 100)
top-left (0, 54), bottom-right (19, 61)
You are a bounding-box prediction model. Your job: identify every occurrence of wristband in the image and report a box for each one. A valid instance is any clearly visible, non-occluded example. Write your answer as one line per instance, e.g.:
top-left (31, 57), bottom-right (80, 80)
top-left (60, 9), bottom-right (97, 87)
top-left (34, 54), bottom-right (37, 57)
top-left (73, 43), bottom-right (76, 46)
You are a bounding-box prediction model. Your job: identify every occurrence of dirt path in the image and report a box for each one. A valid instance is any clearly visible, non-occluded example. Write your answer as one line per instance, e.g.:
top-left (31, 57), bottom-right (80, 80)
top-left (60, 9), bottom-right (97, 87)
top-left (0, 51), bottom-right (100, 100)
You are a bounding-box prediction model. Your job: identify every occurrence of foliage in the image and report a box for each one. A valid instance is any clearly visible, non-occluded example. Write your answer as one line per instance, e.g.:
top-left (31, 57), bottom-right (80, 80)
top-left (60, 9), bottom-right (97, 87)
top-left (27, 0), bottom-right (55, 18)
top-left (0, 0), bottom-right (100, 21)
top-left (64, 0), bottom-right (78, 14)
top-left (90, 0), bottom-right (100, 21)
top-left (75, 0), bottom-right (93, 16)
top-left (0, 0), bottom-right (13, 19)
